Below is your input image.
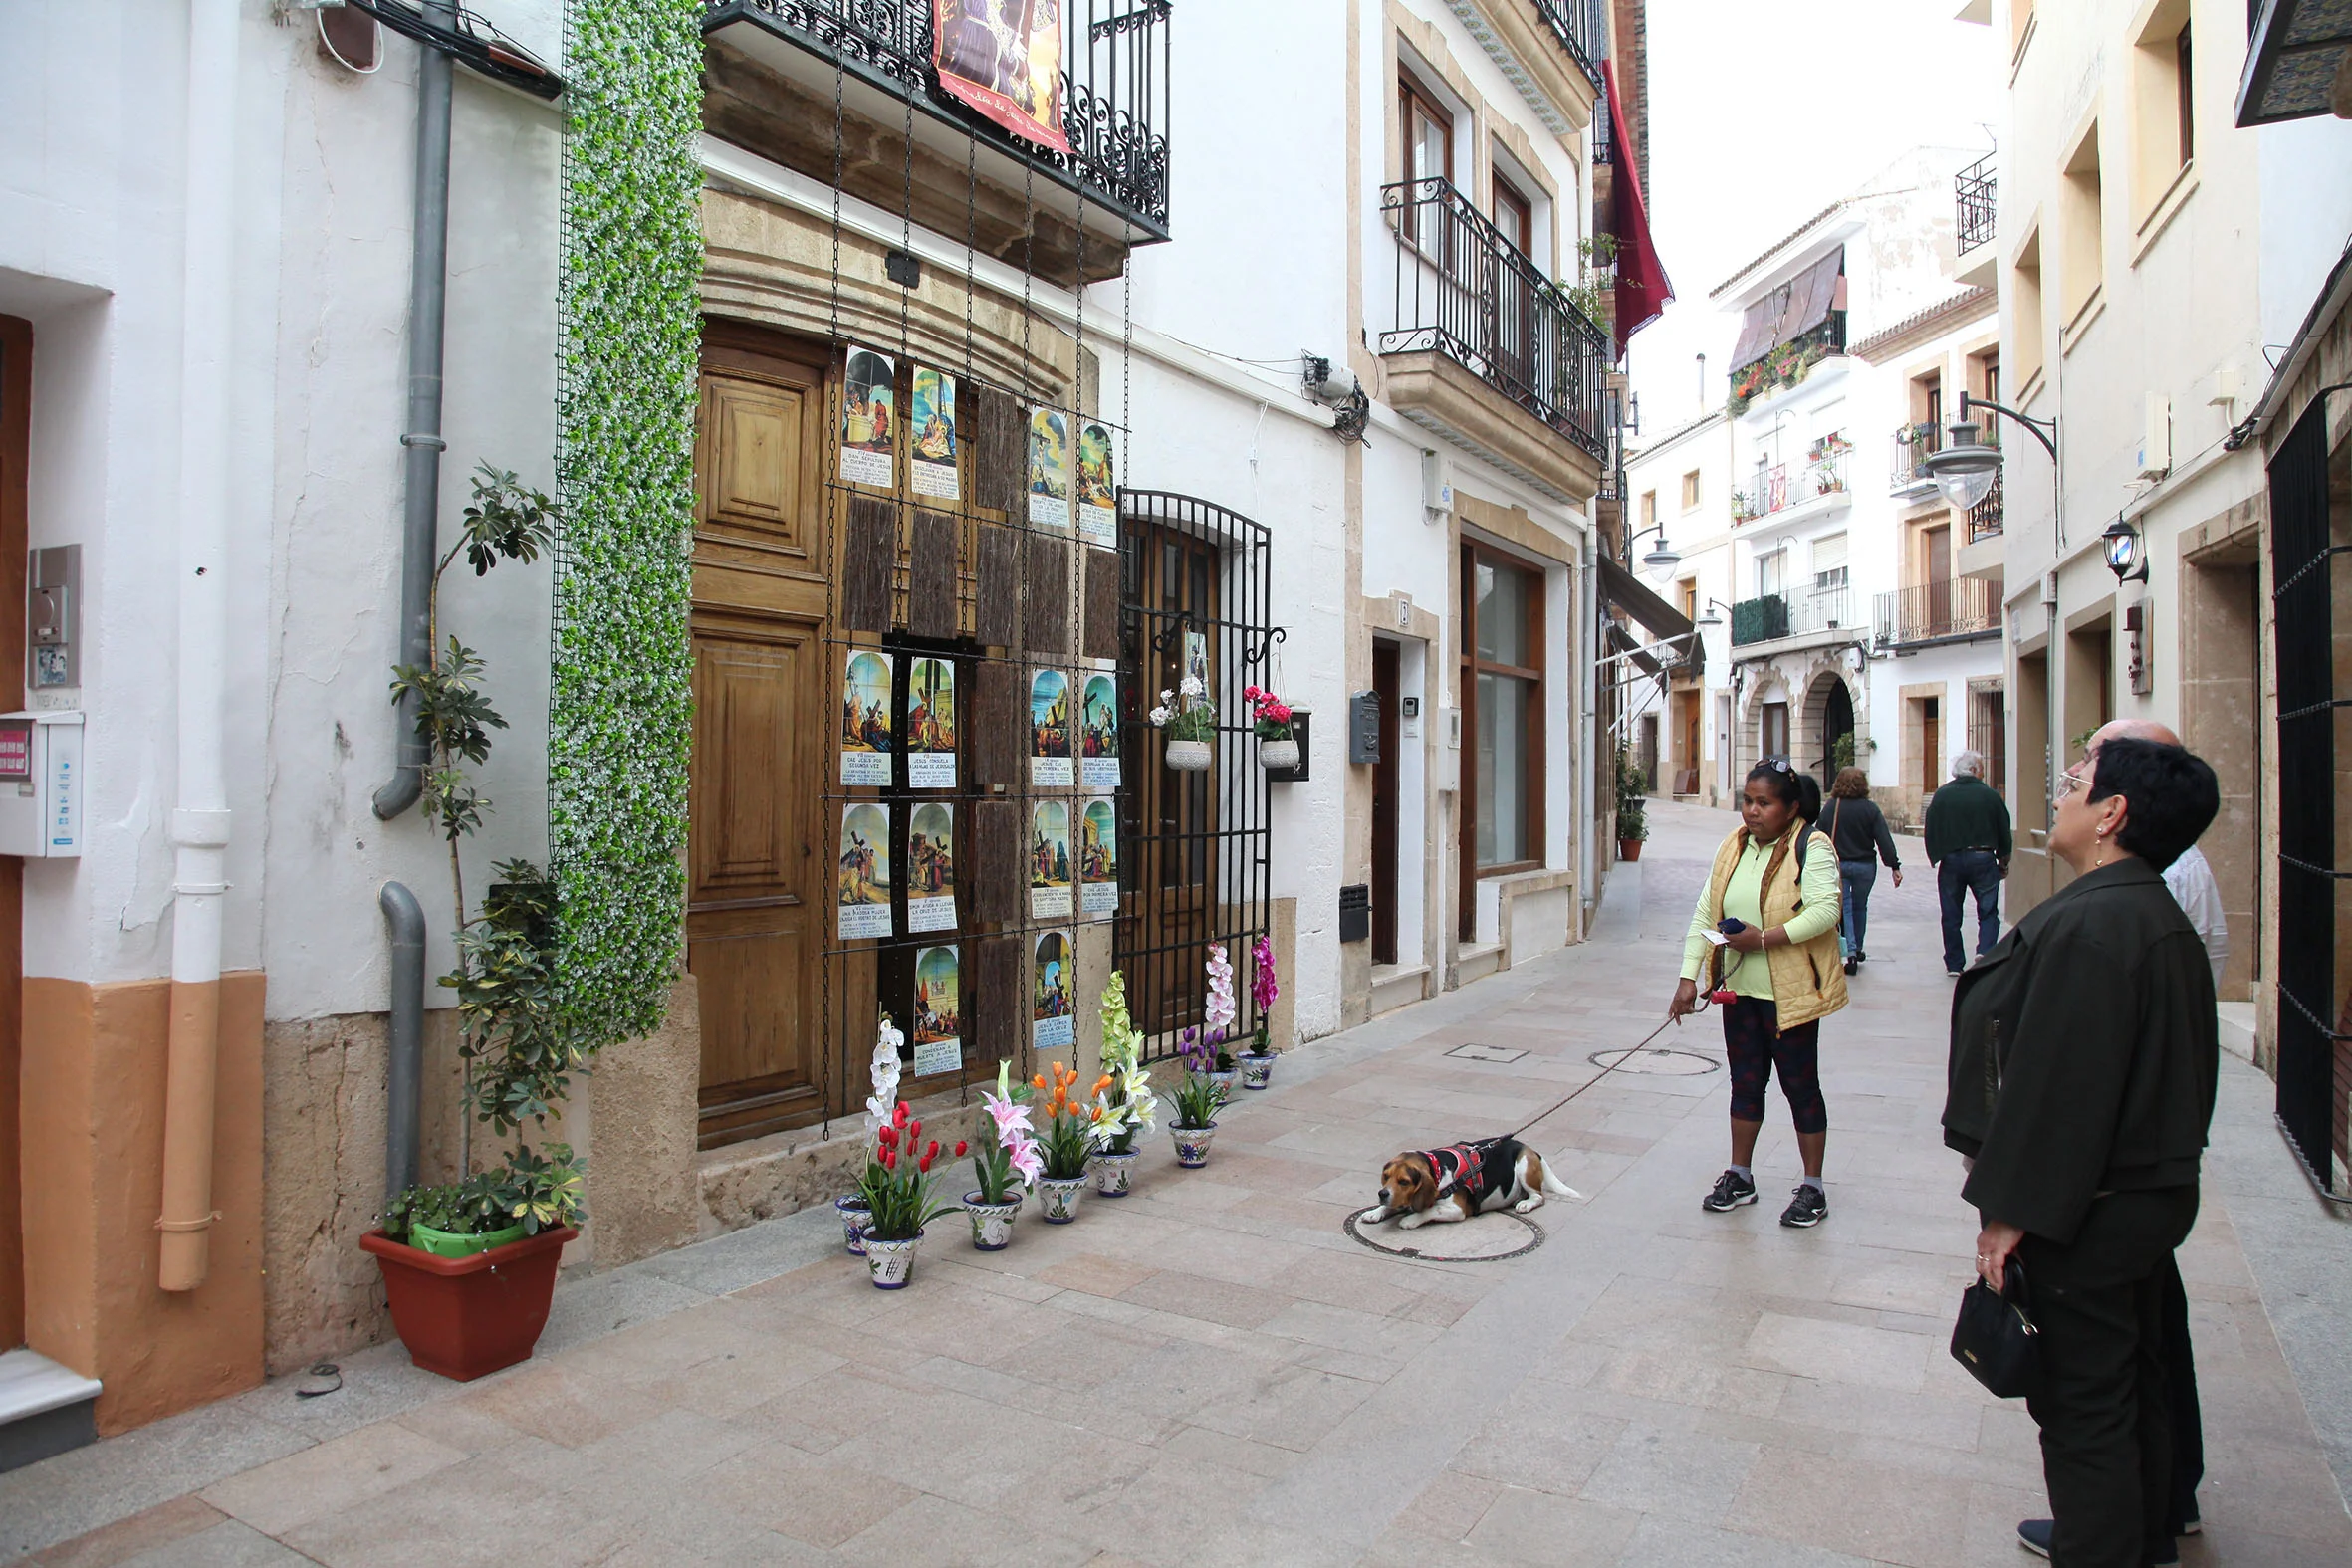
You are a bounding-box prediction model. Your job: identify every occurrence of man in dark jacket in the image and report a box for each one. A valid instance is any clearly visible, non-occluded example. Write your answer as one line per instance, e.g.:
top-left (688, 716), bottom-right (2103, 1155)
top-left (1924, 750), bottom-right (2012, 975)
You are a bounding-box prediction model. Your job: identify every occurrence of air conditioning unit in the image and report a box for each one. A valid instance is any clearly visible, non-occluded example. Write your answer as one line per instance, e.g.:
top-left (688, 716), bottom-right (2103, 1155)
top-left (2134, 393), bottom-right (2172, 481)
top-left (1421, 449), bottom-right (1454, 518)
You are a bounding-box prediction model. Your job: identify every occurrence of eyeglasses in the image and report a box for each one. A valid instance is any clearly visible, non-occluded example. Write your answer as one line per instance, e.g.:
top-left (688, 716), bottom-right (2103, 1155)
top-left (2056, 768), bottom-right (2090, 800)
top-left (1759, 756), bottom-right (1795, 775)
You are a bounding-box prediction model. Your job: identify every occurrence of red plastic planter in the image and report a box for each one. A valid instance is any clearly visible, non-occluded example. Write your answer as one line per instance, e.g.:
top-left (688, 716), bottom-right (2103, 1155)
top-left (1618, 839), bottom-right (1644, 862)
top-left (361, 1226), bottom-right (576, 1381)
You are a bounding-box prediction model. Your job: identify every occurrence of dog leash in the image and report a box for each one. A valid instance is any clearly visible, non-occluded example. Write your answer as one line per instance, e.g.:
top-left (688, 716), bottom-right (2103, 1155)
top-left (1504, 959), bottom-right (1741, 1142)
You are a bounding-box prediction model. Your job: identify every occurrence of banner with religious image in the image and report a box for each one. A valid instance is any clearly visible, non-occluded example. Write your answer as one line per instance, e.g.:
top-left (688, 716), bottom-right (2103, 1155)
top-left (1027, 407), bottom-right (1070, 532)
top-left (906, 657), bottom-right (957, 787)
top-left (1033, 930), bottom-right (1075, 1050)
top-left (910, 366), bottom-right (960, 501)
top-left (907, 802), bottom-right (958, 934)
top-left (1076, 421), bottom-right (1116, 547)
top-left (1078, 673), bottom-right (1119, 788)
top-left (1078, 798), bottom-right (1118, 918)
top-left (840, 650), bottom-right (894, 785)
top-left (840, 347), bottom-right (895, 487)
top-left (931, 0), bottom-right (1070, 155)
top-left (1030, 667), bottom-right (1073, 786)
top-left (1029, 799), bottom-right (1072, 920)
top-left (912, 945), bottom-right (963, 1077)
top-left (837, 802), bottom-right (893, 940)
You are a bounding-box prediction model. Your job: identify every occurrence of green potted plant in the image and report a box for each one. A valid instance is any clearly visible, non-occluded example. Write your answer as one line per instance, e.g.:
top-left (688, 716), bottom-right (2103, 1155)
top-left (964, 1060), bottom-right (1040, 1250)
top-left (1615, 745), bottom-right (1651, 861)
top-left (1168, 1030), bottom-right (1224, 1168)
top-left (1150, 676), bottom-right (1216, 771)
top-left (1085, 972), bottom-right (1157, 1196)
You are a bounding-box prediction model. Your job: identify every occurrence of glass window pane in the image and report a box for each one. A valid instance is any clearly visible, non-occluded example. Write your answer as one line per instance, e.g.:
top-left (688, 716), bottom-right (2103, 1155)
top-left (1476, 673), bottom-right (1529, 865)
top-left (1475, 560), bottom-right (1528, 665)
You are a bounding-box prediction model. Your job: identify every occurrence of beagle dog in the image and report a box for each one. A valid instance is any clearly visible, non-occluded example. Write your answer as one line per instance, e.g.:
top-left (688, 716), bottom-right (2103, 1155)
top-left (1364, 1135), bottom-right (1583, 1229)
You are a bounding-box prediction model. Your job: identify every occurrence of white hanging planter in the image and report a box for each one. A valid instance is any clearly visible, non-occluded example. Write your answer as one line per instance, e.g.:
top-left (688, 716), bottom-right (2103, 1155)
top-left (1165, 739), bottom-right (1213, 772)
top-left (1258, 738), bottom-right (1299, 772)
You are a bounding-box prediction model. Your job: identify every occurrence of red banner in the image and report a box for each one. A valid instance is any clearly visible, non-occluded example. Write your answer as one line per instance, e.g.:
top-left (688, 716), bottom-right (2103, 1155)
top-left (934, 0), bottom-right (1071, 156)
top-left (1602, 61), bottom-right (1673, 359)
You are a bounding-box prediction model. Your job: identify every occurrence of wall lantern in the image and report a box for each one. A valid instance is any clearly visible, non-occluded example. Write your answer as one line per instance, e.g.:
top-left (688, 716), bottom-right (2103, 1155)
top-left (1920, 420), bottom-right (2000, 512)
top-left (2101, 517), bottom-right (2150, 584)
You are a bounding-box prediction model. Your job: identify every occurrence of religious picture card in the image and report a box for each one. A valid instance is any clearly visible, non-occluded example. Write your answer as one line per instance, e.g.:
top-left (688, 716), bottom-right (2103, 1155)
top-left (906, 656), bottom-right (957, 787)
top-left (910, 365), bottom-right (960, 501)
top-left (1077, 421), bottom-right (1117, 548)
top-left (1029, 799), bottom-right (1073, 920)
top-left (1078, 798), bottom-right (1118, 919)
top-left (1078, 673), bottom-right (1119, 789)
top-left (840, 650), bottom-right (894, 785)
top-left (1032, 930), bottom-right (1075, 1051)
top-left (1027, 406), bottom-right (1071, 533)
top-left (907, 801), bottom-right (958, 935)
top-left (840, 346), bottom-right (895, 487)
top-left (836, 802), bottom-right (893, 940)
top-left (912, 946), bottom-right (963, 1077)
top-left (1029, 667), bottom-right (1073, 787)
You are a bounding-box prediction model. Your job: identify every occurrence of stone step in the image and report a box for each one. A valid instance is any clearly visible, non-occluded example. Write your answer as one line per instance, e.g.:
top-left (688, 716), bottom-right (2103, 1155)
top-left (0, 1349), bottom-right (102, 1473)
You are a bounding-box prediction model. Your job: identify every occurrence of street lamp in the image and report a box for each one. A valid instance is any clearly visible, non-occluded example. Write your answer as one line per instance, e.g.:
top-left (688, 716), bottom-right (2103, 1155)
top-left (1628, 523), bottom-right (1682, 578)
top-left (1921, 420), bottom-right (2000, 512)
top-left (1694, 597), bottom-right (1731, 628)
top-left (2101, 517), bottom-right (2150, 584)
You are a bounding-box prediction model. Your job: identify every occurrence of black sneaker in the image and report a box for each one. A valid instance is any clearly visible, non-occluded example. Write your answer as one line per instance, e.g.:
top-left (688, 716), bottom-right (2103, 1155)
top-left (1842, 954), bottom-right (1858, 976)
top-left (2018, 1519), bottom-right (2175, 1565)
top-left (1703, 1170), bottom-right (1757, 1212)
top-left (1780, 1184), bottom-right (1828, 1227)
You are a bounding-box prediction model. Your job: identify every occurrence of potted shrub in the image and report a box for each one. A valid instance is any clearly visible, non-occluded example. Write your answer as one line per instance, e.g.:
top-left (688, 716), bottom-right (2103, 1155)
top-left (1615, 745), bottom-right (1650, 860)
top-left (1168, 1031), bottom-right (1223, 1167)
top-left (857, 1098), bottom-right (965, 1288)
top-left (1243, 683), bottom-right (1299, 771)
top-left (1149, 677), bottom-right (1216, 771)
top-left (965, 1060), bottom-right (1041, 1250)
top-left (1030, 1060), bottom-right (1094, 1222)
top-left (1086, 971), bottom-right (1157, 1196)
top-left (1237, 934), bottom-right (1280, 1089)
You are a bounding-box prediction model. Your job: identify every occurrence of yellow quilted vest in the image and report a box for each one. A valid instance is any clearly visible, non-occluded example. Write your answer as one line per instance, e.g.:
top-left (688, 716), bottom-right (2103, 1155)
top-left (1701, 822), bottom-right (1849, 1031)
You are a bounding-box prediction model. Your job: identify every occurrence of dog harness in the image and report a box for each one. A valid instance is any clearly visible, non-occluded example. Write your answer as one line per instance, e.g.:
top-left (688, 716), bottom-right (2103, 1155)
top-left (1418, 1137), bottom-right (1514, 1204)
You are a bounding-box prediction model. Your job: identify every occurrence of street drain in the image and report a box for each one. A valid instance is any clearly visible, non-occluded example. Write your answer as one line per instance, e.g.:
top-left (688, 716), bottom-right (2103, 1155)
top-left (1445, 1042), bottom-right (1529, 1064)
top-left (1585, 1047), bottom-right (1719, 1076)
top-left (1344, 1206), bottom-right (1544, 1262)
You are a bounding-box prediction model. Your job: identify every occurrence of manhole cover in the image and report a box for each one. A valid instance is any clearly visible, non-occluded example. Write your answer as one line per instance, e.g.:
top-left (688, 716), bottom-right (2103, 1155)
top-left (1344, 1206), bottom-right (1544, 1262)
top-left (1445, 1042), bottom-right (1529, 1064)
top-left (1585, 1047), bottom-right (1719, 1076)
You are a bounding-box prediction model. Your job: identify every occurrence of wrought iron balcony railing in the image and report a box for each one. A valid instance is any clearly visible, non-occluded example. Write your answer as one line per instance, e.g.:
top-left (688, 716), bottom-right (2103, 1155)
top-left (1966, 469), bottom-right (2005, 542)
top-left (1731, 586), bottom-right (1852, 647)
top-left (704, 0), bottom-right (1172, 233)
top-left (1531, 0), bottom-right (1609, 92)
top-left (1378, 176), bottom-right (1612, 460)
top-left (1891, 425), bottom-right (1942, 492)
top-left (1875, 577), bottom-right (1999, 647)
top-left (1956, 153), bottom-right (1996, 256)
top-left (1731, 447), bottom-right (1849, 525)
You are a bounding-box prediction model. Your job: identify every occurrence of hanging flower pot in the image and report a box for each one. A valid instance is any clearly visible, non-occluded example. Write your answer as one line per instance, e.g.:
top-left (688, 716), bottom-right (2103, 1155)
top-left (1090, 1149), bottom-right (1139, 1197)
top-left (1165, 738), bottom-right (1213, 772)
top-left (863, 1230), bottom-right (923, 1289)
top-left (964, 1191), bottom-right (1023, 1250)
top-left (1238, 1051), bottom-right (1276, 1090)
top-left (1257, 738), bottom-right (1299, 772)
top-left (1170, 1122), bottom-right (1219, 1168)
top-left (834, 1194), bottom-right (872, 1255)
top-left (1036, 1175), bottom-right (1087, 1223)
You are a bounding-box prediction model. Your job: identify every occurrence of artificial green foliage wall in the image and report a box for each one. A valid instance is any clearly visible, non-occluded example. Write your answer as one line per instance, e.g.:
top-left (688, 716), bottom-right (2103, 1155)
top-left (551, 0), bottom-right (703, 1046)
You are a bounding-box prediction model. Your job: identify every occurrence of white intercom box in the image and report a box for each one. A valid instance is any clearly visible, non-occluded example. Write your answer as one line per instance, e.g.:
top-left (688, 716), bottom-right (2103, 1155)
top-left (0, 711), bottom-right (84, 857)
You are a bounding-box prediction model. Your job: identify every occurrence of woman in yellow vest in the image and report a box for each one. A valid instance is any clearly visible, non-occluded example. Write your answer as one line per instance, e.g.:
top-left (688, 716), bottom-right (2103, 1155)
top-left (1667, 758), bottom-right (1848, 1227)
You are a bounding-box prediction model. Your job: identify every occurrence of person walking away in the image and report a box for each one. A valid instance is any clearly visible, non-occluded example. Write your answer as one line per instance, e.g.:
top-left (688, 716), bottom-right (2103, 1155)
top-left (1668, 759), bottom-right (1846, 1227)
top-left (1924, 750), bottom-right (2011, 976)
top-left (1943, 738), bottom-right (2221, 1567)
top-left (1823, 767), bottom-right (1902, 975)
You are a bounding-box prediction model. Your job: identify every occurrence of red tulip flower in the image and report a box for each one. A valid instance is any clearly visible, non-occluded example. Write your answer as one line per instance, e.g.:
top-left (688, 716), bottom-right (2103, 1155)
top-left (918, 1154), bottom-right (934, 1173)
top-left (955, 1140), bottom-right (969, 1158)
top-left (893, 1101), bottom-right (910, 1127)
top-left (926, 1140), bottom-right (940, 1162)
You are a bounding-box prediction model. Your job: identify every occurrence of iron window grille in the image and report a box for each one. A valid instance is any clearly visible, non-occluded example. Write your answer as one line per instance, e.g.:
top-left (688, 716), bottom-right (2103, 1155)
top-left (1956, 153), bottom-right (1997, 255)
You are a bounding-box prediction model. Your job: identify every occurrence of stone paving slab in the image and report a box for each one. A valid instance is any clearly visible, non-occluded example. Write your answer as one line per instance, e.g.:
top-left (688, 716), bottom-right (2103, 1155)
top-left (6, 799), bottom-right (2350, 1566)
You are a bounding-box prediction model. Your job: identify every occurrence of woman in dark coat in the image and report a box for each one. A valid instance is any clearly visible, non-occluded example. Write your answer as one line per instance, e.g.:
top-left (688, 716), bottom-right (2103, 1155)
top-left (1943, 737), bottom-right (2221, 1568)
top-left (1823, 766), bottom-right (1901, 974)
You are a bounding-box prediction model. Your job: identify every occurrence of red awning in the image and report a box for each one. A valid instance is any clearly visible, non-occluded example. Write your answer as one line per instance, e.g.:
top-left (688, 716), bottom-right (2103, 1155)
top-left (1602, 62), bottom-right (1673, 360)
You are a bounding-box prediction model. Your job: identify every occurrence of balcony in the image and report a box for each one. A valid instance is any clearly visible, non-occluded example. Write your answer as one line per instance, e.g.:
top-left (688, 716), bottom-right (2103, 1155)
top-left (1731, 586), bottom-right (1853, 648)
top-left (701, 0), bottom-right (1171, 286)
top-left (1966, 469), bottom-right (2004, 542)
top-left (1530, 0), bottom-right (1609, 91)
top-left (1890, 425), bottom-right (1942, 496)
top-left (1956, 154), bottom-right (1996, 255)
top-left (1874, 577), bottom-right (2000, 649)
top-left (1378, 176), bottom-right (1612, 502)
top-left (1732, 440), bottom-right (1850, 526)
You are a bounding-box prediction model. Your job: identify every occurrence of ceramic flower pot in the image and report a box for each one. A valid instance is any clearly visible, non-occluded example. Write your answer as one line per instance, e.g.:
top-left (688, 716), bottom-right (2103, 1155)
top-left (1239, 1051), bottom-right (1276, 1090)
top-left (1037, 1175), bottom-right (1087, 1223)
top-left (834, 1194), bottom-right (872, 1255)
top-left (1165, 738), bottom-right (1213, 772)
top-left (1257, 738), bottom-right (1299, 772)
top-left (964, 1191), bottom-right (1023, 1251)
top-left (361, 1226), bottom-right (576, 1382)
top-left (1170, 1122), bottom-right (1219, 1168)
top-left (1090, 1149), bottom-right (1139, 1196)
top-left (863, 1230), bottom-right (922, 1289)
top-left (1206, 1067), bottom-right (1239, 1102)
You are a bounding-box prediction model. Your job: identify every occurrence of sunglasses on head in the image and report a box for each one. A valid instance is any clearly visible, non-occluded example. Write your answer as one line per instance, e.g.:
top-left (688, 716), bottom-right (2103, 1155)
top-left (1759, 756), bottom-right (1795, 775)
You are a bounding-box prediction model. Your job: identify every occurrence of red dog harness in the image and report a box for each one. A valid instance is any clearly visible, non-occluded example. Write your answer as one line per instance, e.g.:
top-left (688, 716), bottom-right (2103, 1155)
top-left (1417, 1138), bottom-right (1511, 1204)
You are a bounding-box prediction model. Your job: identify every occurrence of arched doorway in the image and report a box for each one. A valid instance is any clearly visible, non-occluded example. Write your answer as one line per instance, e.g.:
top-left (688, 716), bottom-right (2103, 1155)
top-left (1807, 672), bottom-right (1854, 790)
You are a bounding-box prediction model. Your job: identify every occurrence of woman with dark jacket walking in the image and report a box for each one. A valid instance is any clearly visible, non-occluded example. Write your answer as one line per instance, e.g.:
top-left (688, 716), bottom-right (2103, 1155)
top-left (1669, 759), bottom-right (1846, 1227)
top-left (1943, 737), bottom-right (2221, 1568)
top-left (1823, 767), bottom-right (1901, 974)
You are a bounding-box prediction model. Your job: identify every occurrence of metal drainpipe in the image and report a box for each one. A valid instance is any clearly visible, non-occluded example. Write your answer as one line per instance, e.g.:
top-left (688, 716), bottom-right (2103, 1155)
top-left (380, 882), bottom-right (425, 1202)
top-left (371, 2), bottom-right (456, 821)
top-left (156, 0), bottom-right (240, 1292)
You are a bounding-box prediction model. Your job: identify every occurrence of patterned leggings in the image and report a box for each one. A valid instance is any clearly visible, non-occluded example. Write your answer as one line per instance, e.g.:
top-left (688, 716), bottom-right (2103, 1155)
top-left (1721, 996), bottom-right (1827, 1134)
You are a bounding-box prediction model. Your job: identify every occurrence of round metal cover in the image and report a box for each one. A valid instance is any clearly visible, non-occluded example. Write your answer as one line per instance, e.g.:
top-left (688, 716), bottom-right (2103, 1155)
top-left (1344, 1206), bottom-right (1543, 1262)
top-left (1586, 1047), bottom-right (1719, 1076)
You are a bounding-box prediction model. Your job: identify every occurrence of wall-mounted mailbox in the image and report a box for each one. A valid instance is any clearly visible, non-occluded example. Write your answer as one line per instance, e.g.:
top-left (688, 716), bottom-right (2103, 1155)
top-left (1265, 709), bottom-right (1310, 783)
top-left (1348, 689), bottom-right (1380, 765)
top-left (30, 545), bottom-right (81, 696)
top-left (0, 711), bottom-right (84, 857)
top-left (1338, 883), bottom-right (1370, 943)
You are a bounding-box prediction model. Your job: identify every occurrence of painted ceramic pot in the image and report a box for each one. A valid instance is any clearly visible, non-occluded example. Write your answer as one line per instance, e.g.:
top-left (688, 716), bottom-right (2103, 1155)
top-left (1206, 1068), bottom-right (1239, 1102)
top-left (1170, 1122), bottom-right (1219, 1168)
top-left (1166, 739), bottom-right (1213, 772)
top-left (1036, 1175), bottom-right (1087, 1223)
top-left (964, 1191), bottom-right (1023, 1251)
top-left (1258, 738), bottom-right (1299, 771)
top-left (863, 1231), bottom-right (922, 1289)
top-left (1090, 1150), bottom-right (1139, 1197)
top-left (1238, 1051), bottom-right (1276, 1090)
top-left (834, 1194), bottom-right (872, 1255)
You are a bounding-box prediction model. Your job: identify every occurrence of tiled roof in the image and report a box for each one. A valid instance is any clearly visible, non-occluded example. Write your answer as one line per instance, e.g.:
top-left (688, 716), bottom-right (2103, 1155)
top-left (1849, 286), bottom-right (1996, 362)
top-left (1707, 202), bottom-right (1849, 300)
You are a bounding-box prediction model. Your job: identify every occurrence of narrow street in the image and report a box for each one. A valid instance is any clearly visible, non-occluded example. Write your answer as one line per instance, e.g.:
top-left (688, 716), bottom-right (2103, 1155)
top-left (6, 800), bottom-right (2345, 1568)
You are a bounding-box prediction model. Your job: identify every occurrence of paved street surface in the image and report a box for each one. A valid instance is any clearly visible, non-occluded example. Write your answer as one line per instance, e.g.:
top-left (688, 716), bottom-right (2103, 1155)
top-left (8, 800), bottom-right (2349, 1567)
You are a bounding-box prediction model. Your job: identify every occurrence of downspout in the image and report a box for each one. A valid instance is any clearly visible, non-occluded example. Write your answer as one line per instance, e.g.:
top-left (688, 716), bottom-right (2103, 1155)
top-left (157, 0), bottom-right (240, 1291)
top-left (371, 1), bottom-right (456, 821)
top-left (380, 882), bottom-right (425, 1201)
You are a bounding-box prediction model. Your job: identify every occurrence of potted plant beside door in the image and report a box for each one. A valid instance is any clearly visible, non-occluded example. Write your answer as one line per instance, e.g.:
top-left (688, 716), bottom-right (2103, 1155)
top-left (1615, 745), bottom-right (1650, 861)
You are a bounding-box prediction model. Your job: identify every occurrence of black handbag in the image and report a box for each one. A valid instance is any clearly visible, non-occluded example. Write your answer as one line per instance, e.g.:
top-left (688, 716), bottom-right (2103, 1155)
top-left (1950, 1257), bottom-right (2041, 1399)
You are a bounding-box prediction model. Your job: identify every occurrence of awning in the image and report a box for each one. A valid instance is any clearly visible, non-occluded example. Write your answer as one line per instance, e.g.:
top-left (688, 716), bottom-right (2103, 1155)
top-left (1601, 62), bottom-right (1674, 359)
top-left (1730, 247), bottom-right (1845, 371)
top-left (2236, 1), bottom-right (2352, 126)
top-left (1597, 552), bottom-right (1695, 643)
top-left (1607, 622), bottom-right (1663, 680)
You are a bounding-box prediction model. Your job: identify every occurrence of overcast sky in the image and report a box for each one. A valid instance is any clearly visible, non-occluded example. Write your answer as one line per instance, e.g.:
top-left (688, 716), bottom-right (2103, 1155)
top-left (1625, 1), bottom-right (2003, 439)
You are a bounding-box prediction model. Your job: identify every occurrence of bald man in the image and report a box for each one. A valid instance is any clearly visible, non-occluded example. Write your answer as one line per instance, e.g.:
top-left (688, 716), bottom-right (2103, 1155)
top-left (2087, 720), bottom-right (2228, 987)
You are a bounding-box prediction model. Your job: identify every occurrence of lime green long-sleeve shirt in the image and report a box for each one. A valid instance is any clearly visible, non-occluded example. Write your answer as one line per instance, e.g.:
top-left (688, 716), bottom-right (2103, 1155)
top-left (1679, 828), bottom-right (1844, 999)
